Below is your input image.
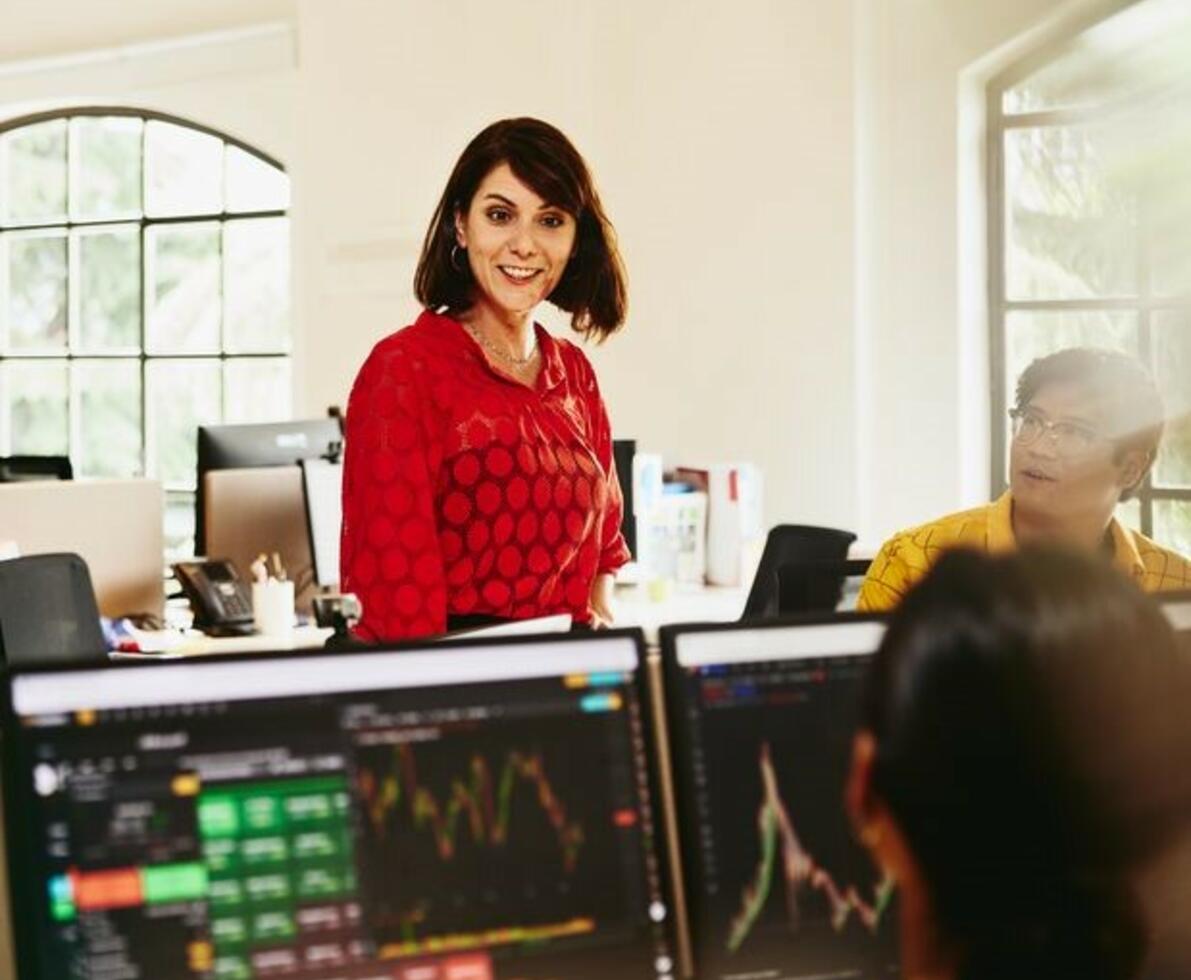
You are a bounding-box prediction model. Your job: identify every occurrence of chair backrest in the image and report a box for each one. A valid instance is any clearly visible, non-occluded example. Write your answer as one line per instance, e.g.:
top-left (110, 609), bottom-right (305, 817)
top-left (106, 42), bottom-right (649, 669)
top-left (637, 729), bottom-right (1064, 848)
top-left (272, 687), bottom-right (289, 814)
top-left (0, 553), bottom-right (107, 668)
top-left (741, 524), bottom-right (858, 620)
top-left (0, 455), bottom-right (72, 482)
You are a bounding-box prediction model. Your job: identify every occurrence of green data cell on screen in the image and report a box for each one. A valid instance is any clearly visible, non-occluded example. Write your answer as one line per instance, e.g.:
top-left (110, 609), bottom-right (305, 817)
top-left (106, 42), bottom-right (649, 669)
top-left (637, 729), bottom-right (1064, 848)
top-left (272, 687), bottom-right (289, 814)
top-left (251, 908), bottom-right (297, 942)
top-left (242, 794), bottom-right (282, 832)
top-left (245, 872), bottom-right (290, 903)
top-left (211, 915), bottom-right (248, 945)
top-left (208, 878), bottom-right (245, 910)
top-left (213, 953), bottom-right (251, 980)
top-left (203, 837), bottom-right (240, 874)
top-left (199, 796), bottom-right (240, 838)
top-left (142, 863), bottom-right (208, 904)
top-left (241, 835), bottom-right (288, 865)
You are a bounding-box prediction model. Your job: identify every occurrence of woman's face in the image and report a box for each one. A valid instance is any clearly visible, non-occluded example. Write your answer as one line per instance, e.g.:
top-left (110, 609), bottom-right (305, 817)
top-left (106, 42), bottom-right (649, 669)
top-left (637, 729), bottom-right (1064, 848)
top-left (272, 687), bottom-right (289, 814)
top-left (454, 162), bottom-right (577, 324)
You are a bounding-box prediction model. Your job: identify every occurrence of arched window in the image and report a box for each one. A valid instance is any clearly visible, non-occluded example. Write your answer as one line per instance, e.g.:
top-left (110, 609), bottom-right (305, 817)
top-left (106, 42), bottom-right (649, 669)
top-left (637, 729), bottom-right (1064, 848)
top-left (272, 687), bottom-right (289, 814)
top-left (0, 108), bottom-right (291, 554)
top-left (988, 0), bottom-right (1191, 554)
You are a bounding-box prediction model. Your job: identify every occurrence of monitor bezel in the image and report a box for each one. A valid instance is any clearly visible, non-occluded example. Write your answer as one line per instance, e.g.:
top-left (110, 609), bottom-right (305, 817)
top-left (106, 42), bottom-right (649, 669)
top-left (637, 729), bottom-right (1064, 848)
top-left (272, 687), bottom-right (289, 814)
top-left (1, 626), bottom-right (679, 980)
top-left (657, 611), bottom-right (888, 979)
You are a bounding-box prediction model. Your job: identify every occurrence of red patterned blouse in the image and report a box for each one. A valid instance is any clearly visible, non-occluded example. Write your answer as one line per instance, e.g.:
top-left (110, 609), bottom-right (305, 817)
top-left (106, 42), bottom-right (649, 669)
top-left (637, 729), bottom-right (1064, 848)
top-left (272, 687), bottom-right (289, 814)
top-left (340, 310), bottom-right (630, 642)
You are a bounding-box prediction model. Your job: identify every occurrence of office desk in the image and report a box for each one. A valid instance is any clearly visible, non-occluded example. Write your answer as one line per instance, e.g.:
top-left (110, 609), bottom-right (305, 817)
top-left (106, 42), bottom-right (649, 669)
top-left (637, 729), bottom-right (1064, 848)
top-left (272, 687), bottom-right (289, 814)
top-left (115, 624), bottom-right (332, 659)
top-left (118, 586), bottom-right (746, 660)
top-left (613, 582), bottom-right (748, 646)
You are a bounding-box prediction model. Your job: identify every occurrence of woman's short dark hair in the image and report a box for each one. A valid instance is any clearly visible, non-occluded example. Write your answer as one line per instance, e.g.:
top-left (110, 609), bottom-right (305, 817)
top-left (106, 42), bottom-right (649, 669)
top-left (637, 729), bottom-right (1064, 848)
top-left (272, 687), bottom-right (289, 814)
top-left (414, 117), bottom-right (627, 341)
top-left (862, 548), bottom-right (1191, 980)
top-left (1015, 347), bottom-right (1165, 500)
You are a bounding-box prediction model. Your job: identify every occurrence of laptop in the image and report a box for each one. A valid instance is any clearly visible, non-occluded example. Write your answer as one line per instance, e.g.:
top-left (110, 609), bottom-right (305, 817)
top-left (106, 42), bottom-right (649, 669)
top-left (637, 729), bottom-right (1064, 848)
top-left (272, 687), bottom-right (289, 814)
top-left (658, 615), bottom-right (896, 980)
top-left (2, 631), bottom-right (676, 979)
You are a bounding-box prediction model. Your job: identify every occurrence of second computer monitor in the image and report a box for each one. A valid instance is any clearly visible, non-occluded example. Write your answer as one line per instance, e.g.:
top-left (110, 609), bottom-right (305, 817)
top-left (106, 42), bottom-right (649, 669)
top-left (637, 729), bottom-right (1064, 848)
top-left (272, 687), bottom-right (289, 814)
top-left (195, 419), bottom-right (342, 555)
top-left (660, 616), bottom-right (895, 980)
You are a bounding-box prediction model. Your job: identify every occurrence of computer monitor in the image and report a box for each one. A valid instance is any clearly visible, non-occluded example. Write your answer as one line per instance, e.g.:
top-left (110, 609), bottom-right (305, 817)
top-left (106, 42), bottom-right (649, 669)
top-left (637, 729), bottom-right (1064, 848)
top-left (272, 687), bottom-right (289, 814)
top-left (301, 458), bottom-right (343, 590)
top-left (0, 478), bottom-right (164, 618)
top-left (2, 630), bottom-right (676, 980)
top-left (659, 616), bottom-right (895, 980)
top-left (195, 419), bottom-right (342, 555)
top-left (204, 466), bottom-right (316, 614)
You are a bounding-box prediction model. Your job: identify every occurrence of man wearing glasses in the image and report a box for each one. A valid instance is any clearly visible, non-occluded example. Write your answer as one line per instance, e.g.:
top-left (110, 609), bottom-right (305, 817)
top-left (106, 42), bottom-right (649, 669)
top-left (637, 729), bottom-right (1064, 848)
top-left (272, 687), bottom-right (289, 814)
top-left (858, 347), bottom-right (1191, 611)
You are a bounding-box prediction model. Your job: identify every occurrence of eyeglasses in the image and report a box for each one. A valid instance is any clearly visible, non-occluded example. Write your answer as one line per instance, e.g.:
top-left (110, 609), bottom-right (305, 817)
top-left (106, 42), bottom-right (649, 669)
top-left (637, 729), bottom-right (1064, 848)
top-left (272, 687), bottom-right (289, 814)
top-left (1009, 407), bottom-right (1105, 458)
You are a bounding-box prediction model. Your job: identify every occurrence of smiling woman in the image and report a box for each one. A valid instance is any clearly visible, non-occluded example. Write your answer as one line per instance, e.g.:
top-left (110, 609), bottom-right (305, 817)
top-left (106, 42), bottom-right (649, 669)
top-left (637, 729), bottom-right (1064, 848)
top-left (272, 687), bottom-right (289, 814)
top-left (340, 118), bottom-right (631, 642)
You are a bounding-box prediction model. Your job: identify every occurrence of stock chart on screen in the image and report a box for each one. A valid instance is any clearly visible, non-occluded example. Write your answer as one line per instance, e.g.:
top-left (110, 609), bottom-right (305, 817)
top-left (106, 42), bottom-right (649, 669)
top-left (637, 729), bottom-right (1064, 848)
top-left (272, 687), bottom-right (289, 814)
top-left (3, 637), bottom-right (673, 980)
top-left (663, 619), bottom-right (897, 980)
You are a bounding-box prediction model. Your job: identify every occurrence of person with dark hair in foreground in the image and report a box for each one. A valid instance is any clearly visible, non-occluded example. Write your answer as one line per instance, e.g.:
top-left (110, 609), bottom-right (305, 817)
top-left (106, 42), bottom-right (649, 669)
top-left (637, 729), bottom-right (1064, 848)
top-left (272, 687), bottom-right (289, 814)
top-left (858, 348), bottom-right (1191, 611)
top-left (847, 548), bottom-right (1191, 980)
top-left (340, 118), bottom-right (631, 641)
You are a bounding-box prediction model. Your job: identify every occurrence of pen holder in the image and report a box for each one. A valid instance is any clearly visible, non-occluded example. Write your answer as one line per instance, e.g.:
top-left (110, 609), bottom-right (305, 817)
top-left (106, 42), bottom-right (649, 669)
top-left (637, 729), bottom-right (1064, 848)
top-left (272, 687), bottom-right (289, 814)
top-left (252, 579), bottom-right (295, 637)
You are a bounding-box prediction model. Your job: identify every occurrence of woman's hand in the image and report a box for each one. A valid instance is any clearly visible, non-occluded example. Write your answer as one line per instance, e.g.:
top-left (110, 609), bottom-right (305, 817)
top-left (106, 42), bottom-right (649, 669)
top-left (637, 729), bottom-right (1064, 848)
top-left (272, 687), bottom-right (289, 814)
top-left (589, 573), bottom-right (616, 629)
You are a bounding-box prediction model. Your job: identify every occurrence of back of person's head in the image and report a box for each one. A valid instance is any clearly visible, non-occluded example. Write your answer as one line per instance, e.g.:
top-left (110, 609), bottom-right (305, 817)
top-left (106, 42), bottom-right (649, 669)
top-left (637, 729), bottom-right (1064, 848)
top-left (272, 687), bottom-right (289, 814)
top-left (861, 547), bottom-right (1191, 980)
top-left (1015, 347), bottom-right (1165, 500)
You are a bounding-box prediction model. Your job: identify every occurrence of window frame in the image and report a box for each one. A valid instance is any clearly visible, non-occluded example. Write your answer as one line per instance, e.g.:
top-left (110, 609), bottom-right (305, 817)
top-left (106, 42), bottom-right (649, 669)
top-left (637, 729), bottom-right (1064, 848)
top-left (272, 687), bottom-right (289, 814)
top-left (0, 107), bottom-right (292, 542)
top-left (987, 0), bottom-right (1191, 542)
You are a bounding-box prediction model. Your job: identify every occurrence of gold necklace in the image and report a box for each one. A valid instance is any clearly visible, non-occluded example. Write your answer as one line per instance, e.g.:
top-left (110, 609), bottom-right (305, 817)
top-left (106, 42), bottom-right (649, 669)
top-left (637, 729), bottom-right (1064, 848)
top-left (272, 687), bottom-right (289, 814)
top-left (463, 321), bottom-right (540, 368)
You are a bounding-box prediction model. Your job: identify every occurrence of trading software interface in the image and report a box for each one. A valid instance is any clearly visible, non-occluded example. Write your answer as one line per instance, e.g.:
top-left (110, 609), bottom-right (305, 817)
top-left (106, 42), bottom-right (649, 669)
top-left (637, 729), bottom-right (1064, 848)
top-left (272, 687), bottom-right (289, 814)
top-left (666, 621), bottom-right (897, 980)
top-left (6, 639), bottom-right (673, 980)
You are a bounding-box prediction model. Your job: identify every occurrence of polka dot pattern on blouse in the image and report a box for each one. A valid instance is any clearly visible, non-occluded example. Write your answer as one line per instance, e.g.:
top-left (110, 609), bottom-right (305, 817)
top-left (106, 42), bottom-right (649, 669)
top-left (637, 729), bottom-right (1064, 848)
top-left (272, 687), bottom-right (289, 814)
top-left (341, 311), bottom-right (629, 642)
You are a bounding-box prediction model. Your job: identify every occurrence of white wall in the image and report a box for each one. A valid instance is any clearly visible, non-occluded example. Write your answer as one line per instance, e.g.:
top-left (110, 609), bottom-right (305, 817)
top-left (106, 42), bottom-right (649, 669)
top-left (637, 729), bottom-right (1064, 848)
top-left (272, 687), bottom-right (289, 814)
top-left (1, 0), bottom-right (1104, 541)
top-left (855, 0), bottom-right (1091, 540)
top-left (293, 0), bottom-right (859, 533)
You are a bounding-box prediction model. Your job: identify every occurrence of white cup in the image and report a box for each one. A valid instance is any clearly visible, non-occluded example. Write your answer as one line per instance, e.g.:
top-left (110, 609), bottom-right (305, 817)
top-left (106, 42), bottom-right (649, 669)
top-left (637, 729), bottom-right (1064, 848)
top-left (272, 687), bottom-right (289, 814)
top-left (252, 580), bottom-right (295, 637)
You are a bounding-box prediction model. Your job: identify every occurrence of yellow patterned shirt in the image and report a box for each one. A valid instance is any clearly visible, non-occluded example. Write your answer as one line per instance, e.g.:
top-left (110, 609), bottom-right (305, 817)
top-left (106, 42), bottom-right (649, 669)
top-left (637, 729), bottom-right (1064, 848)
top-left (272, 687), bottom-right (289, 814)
top-left (857, 492), bottom-right (1191, 612)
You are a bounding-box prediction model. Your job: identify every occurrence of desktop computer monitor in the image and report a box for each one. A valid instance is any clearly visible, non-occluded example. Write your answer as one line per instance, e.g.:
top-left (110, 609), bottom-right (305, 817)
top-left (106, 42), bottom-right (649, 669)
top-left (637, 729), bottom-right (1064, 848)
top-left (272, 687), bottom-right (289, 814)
top-left (0, 478), bottom-right (164, 618)
top-left (301, 458), bottom-right (343, 590)
top-left (2, 630), bottom-right (676, 980)
top-left (659, 616), bottom-right (895, 980)
top-left (195, 419), bottom-right (342, 555)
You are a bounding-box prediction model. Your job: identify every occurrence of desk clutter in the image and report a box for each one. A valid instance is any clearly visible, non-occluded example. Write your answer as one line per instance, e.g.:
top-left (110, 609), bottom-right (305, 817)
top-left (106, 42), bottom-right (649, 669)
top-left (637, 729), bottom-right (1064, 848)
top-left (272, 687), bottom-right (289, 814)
top-left (1, 617), bottom-right (896, 980)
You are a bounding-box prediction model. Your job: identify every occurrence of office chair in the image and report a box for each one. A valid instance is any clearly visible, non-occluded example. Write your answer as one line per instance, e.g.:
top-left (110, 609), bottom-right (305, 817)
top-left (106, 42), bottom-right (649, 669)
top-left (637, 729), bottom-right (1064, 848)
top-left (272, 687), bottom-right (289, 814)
top-left (0, 455), bottom-right (73, 482)
top-left (741, 524), bottom-right (859, 620)
top-left (0, 553), bottom-right (108, 668)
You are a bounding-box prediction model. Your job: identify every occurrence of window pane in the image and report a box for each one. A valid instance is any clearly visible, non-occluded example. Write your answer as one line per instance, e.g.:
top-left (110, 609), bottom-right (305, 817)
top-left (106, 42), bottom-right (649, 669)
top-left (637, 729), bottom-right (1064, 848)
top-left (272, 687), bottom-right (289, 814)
top-left (147, 359), bottom-right (220, 489)
top-left (224, 218), bottom-right (290, 353)
top-left (224, 358), bottom-right (292, 423)
top-left (1, 120), bottom-right (67, 225)
top-left (1153, 311), bottom-right (1191, 489)
top-left (1003, 0), bottom-right (1191, 115)
top-left (77, 229), bottom-right (140, 352)
top-left (1005, 310), bottom-right (1138, 409)
top-left (72, 116), bottom-right (143, 220)
top-left (1149, 169), bottom-right (1191, 299)
top-left (225, 145), bottom-right (289, 213)
top-left (144, 121), bottom-right (222, 217)
top-left (74, 359), bottom-right (141, 478)
top-left (146, 224), bottom-right (220, 354)
top-left (1005, 126), bottom-right (1138, 300)
top-left (6, 233), bottom-right (67, 350)
top-left (1115, 497), bottom-right (1142, 532)
top-left (4, 360), bottom-right (68, 454)
top-left (1153, 499), bottom-right (1191, 558)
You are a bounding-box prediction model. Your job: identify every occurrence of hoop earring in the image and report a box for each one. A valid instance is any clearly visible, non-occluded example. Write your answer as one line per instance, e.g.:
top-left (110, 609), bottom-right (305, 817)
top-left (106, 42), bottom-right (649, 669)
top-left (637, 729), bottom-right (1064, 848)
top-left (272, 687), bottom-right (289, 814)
top-left (450, 244), bottom-right (466, 272)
